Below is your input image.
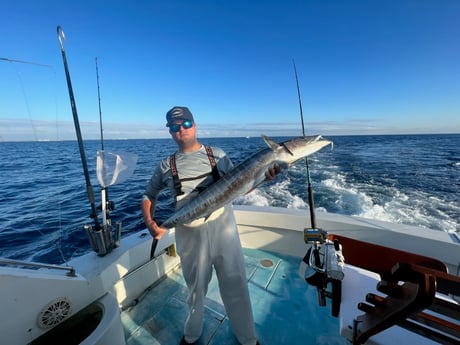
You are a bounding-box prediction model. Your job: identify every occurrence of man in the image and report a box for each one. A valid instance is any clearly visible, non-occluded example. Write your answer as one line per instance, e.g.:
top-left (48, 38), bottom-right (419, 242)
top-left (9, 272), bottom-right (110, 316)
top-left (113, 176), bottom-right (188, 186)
top-left (142, 106), bottom-right (279, 345)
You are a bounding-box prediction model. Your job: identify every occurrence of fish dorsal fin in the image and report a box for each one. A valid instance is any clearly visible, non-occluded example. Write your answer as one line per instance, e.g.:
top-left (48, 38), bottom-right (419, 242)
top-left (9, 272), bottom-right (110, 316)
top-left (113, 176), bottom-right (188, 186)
top-left (262, 135), bottom-right (280, 151)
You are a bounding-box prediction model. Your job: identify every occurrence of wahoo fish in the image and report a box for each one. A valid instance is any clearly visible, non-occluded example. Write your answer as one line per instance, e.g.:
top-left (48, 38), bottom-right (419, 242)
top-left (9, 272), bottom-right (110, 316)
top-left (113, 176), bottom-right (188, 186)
top-left (160, 135), bottom-right (332, 229)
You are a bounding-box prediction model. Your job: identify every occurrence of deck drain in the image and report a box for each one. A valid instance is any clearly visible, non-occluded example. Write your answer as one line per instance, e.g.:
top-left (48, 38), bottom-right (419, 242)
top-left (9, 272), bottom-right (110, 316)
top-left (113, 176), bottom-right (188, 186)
top-left (260, 259), bottom-right (274, 268)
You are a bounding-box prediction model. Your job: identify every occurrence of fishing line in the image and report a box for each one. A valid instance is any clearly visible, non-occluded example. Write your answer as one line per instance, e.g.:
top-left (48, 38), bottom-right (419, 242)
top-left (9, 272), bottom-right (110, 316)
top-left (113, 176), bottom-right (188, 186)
top-left (0, 57), bottom-right (51, 141)
top-left (14, 68), bottom-right (38, 141)
top-left (1, 56), bottom-right (69, 263)
top-left (0, 57), bottom-right (52, 67)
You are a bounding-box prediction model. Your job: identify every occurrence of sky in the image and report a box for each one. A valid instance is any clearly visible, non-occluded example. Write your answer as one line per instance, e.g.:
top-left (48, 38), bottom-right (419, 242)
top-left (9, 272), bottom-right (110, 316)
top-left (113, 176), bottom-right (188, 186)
top-left (1, 0), bottom-right (459, 141)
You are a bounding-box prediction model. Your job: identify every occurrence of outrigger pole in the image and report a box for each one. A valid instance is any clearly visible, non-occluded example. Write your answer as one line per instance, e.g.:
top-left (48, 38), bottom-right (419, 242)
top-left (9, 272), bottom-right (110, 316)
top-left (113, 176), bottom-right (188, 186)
top-left (293, 59), bottom-right (317, 229)
top-left (57, 26), bottom-right (101, 231)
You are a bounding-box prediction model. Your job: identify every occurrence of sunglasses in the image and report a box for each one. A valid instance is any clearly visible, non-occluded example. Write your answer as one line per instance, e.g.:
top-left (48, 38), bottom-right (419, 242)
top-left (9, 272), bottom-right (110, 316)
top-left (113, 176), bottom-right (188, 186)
top-left (169, 120), bottom-right (194, 133)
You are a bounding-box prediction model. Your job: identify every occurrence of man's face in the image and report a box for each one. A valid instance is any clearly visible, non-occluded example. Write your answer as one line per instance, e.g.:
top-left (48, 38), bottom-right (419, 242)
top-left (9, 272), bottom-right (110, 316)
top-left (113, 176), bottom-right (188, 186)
top-left (169, 119), bottom-right (197, 147)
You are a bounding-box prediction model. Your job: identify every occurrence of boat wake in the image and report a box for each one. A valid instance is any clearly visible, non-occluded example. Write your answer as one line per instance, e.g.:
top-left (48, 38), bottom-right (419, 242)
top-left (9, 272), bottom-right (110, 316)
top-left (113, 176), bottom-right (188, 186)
top-left (237, 156), bottom-right (460, 233)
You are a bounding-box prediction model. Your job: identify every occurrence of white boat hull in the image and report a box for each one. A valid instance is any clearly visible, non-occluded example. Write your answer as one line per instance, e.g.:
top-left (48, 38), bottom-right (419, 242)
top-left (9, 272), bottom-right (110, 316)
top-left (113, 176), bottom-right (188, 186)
top-left (1, 205), bottom-right (458, 344)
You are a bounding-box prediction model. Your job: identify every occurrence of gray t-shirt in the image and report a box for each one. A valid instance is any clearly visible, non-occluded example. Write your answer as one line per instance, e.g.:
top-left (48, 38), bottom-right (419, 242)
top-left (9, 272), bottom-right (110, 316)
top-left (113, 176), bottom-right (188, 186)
top-left (144, 145), bottom-right (233, 210)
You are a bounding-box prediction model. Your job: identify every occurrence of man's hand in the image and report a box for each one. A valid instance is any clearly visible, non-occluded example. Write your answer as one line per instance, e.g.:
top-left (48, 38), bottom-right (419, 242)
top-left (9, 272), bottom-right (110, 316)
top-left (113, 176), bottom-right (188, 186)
top-left (265, 163), bottom-right (281, 181)
top-left (147, 219), bottom-right (168, 240)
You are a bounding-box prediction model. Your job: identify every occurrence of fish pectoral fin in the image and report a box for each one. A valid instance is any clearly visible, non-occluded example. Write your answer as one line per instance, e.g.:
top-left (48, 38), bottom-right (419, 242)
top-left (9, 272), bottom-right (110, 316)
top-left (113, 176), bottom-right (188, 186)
top-left (262, 134), bottom-right (280, 151)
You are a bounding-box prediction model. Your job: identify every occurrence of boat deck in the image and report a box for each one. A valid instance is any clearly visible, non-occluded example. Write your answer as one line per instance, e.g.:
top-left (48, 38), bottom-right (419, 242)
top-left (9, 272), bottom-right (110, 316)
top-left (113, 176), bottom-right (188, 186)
top-left (121, 248), bottom-right (347, 345)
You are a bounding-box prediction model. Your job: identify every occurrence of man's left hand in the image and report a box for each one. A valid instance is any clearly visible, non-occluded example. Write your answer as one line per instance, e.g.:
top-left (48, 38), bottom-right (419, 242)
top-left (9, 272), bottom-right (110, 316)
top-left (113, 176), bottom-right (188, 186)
top-left (265, 163), bottom-right (281, 180)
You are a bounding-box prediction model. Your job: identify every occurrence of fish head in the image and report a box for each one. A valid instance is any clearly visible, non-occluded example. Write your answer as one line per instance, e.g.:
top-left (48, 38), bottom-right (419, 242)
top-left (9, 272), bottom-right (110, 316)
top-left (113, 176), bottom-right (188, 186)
top-left (280, 136), bottom-right (332, 164)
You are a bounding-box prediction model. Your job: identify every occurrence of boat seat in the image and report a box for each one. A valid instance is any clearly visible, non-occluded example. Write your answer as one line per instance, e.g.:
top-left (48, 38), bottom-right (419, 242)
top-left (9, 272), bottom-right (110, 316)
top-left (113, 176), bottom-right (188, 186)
top-left (399, 263), bottom-right (460, 344)
top-left (352, 262), bottom-right (437, 344)
top-left (331, 235), bottom-right (460, 344)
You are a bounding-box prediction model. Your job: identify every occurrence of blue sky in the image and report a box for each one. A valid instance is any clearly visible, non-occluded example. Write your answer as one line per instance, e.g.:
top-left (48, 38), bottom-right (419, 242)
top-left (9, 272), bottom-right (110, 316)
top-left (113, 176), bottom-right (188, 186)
top-left (1, 0), bottom-right (459, 141)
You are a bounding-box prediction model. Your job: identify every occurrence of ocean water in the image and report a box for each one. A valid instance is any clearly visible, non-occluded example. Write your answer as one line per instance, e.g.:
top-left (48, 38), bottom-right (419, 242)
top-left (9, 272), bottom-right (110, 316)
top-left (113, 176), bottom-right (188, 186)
top-left (0, 134), bottom-right (459, 264)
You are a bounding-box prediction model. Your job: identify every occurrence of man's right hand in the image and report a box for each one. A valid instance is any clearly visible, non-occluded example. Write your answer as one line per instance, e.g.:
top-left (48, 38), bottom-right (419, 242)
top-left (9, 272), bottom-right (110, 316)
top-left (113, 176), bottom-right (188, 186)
top-left (147, 219), bottom-right (168, 240)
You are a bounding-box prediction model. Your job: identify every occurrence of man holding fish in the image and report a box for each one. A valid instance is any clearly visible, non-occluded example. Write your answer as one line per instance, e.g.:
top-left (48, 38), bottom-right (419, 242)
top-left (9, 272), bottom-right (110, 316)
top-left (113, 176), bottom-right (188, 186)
top-left (142, 106), bottom-right (331, 344)
top-left (142, 106), bottom-right (279, 345)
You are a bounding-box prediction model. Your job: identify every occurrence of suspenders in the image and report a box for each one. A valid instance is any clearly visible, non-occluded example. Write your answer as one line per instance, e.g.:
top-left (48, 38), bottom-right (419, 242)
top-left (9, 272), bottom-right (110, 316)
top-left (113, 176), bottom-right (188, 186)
top-left (169, 154), bottom-right (183, 195)
top-left (169, 146), bottom-right (221, 196)
top-left (205, 146), bottom-right (221, 182)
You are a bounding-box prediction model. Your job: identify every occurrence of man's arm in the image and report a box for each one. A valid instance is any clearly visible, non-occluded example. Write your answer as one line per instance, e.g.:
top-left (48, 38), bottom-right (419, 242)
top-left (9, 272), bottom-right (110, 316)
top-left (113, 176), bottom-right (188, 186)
top-left (141, 197), bottom-right (167, 240)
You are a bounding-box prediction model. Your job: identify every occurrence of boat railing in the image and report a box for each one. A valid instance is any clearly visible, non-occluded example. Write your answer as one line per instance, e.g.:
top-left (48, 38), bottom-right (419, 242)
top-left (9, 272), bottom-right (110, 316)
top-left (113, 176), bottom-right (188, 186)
top-left (0, 258), bottom-right (76, 277)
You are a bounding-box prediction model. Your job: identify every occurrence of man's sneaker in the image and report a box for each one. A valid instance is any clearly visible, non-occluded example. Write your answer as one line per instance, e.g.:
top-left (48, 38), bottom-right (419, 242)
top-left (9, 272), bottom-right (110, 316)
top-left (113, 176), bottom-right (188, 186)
top-left (179, 336), bottom-right (197, 345)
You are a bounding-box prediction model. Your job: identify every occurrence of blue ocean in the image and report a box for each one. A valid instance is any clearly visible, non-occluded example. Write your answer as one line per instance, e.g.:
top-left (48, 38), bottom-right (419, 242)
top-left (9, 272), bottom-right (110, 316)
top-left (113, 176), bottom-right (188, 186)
top-left (1, 134), bottom-right (459, 264)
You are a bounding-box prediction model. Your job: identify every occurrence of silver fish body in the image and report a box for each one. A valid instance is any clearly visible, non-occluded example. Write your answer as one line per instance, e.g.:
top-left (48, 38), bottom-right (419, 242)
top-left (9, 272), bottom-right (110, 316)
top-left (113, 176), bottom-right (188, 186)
top-left (161, 135), bottom-right (332, 229)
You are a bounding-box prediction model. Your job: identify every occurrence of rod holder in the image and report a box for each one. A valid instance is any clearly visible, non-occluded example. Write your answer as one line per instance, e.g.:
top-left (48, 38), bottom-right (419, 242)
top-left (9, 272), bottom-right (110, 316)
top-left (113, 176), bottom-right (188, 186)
top-left (84, 224), bottom-right (98, 252)
top-left (94, 230), bottom-right (107, 256)
top-left (114, 221), bottom-right (122, 248)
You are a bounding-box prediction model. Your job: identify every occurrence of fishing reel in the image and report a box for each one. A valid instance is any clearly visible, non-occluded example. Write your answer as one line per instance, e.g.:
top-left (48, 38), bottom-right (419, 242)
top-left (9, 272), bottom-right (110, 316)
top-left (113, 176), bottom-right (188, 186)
top-left (299, 228), bottom-right (345, 317)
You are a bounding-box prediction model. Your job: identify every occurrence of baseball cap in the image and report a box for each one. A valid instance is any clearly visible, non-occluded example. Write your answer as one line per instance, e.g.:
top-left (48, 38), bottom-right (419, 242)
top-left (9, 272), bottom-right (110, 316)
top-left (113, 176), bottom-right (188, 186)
top-left (166, 106), bottom-right (194, 127)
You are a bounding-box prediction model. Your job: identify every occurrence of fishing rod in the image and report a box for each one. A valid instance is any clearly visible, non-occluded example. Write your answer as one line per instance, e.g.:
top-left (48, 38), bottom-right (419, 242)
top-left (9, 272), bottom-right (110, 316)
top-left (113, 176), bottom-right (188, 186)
top-left (57, 26), bottom-right (101, 231)
top-left (95, 57), bottom-right (114, 231)
top-left (294, 60), bottom-right (344, 316)
top-left (294, 59), bottom-right (326, 306)
top-left (95, 57), bottom-right (105, 150)
top-left (293, 59), bottom-right (317, 229)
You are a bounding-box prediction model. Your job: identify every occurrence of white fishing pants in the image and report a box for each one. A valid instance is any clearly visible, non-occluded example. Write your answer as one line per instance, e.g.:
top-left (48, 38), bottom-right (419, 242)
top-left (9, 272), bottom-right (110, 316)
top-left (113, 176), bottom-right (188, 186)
top-left (175, 204), bottom-right (257, 345)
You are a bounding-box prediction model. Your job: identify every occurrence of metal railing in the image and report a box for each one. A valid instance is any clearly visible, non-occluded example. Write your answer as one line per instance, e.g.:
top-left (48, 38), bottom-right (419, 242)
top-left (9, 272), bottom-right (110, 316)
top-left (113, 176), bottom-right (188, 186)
top-left (0, 258), bottom-right (76, 277)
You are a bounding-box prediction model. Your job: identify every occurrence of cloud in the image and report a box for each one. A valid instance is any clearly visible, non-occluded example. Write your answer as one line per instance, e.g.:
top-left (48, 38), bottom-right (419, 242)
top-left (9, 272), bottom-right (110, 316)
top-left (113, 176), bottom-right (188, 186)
top-left (0, 118), bottom-right (162, 141)
top-left (1, 117), bottom-right (457, 142)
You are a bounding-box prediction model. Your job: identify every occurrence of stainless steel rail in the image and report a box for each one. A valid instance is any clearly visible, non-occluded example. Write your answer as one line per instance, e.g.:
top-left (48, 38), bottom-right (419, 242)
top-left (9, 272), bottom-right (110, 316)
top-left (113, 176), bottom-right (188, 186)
top-left (0, 258), bottom-right (76, 277)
